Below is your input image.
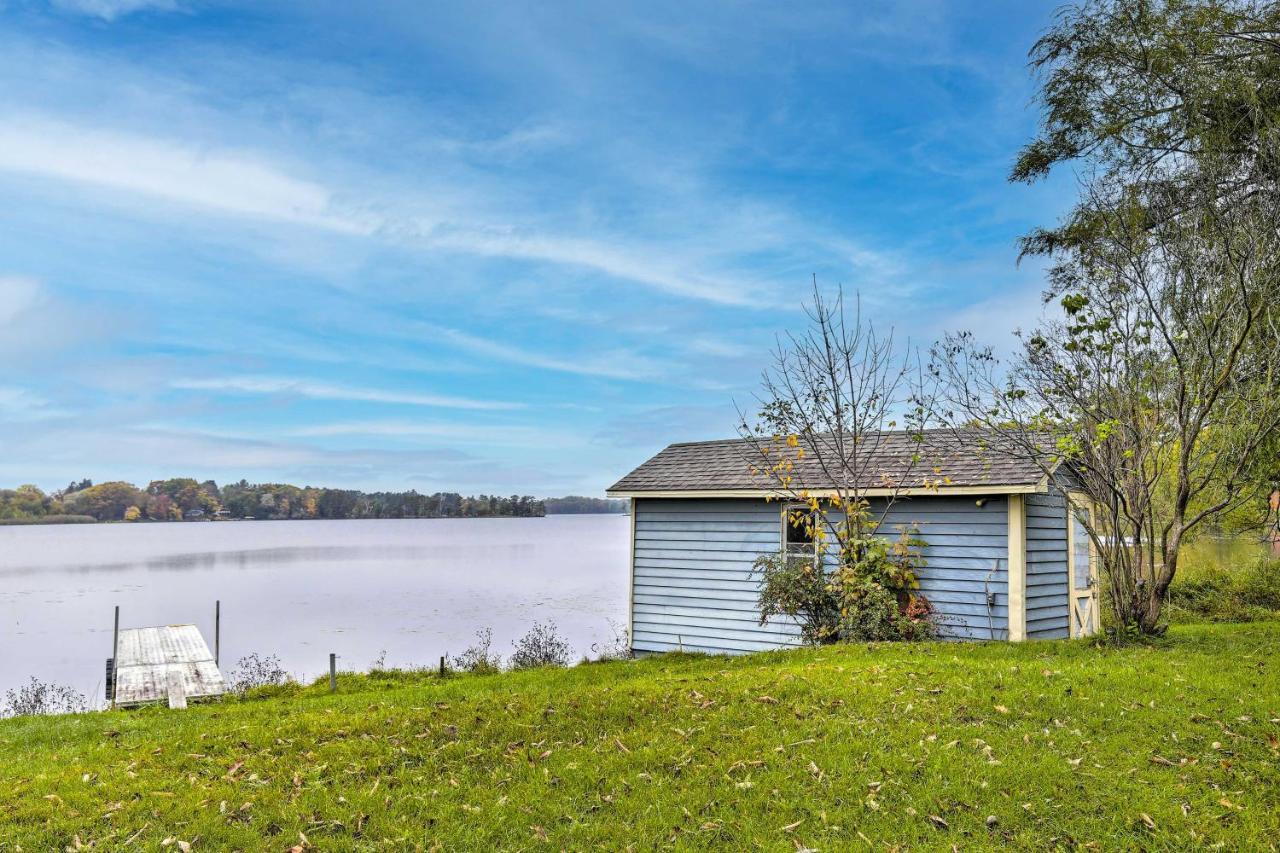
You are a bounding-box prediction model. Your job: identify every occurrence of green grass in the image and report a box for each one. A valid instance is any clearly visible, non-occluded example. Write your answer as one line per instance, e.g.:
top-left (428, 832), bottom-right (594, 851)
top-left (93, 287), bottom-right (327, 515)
top-left (1166, 540), bottom-right (1280, 624)
top-left (2, 624), bottom-right (1278, 850)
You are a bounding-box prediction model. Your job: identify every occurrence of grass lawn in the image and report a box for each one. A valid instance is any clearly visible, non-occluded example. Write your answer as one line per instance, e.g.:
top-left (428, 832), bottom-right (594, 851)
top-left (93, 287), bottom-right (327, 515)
top-left (1, 623), bottom-right (1278, 850)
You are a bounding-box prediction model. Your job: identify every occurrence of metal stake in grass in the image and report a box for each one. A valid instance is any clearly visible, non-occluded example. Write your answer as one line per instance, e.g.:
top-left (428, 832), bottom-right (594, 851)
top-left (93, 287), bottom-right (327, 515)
top-left (439, 655), bottom-right (446, 678)
top-left (110, 605), bottom-right (120, 710)
top-left (214, 599), bottom-right (221, 667)
top-left (329, 653), bottom-right (337, 693)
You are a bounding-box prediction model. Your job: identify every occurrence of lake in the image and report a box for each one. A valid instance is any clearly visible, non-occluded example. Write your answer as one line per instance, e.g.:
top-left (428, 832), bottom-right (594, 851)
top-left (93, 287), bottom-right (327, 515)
top-left (0, 515), bottom-right (629, 704)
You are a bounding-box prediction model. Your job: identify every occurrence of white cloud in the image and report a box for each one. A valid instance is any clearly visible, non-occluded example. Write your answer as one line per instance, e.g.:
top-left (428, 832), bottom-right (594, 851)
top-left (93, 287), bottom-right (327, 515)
top-left (171, 376), bottom-right (523, 411)
top-left (0, 275), bottom-right (42, 326)
top-left (0, 112), bottom-right (783, 307)
top-left (50, 0), bottom-right (179, 21)
top-left (417, 226), bottom-right (769, 307)
top-left (428, 326), bottom-right (667, 381)
top-left (0, 386), bottom-right (68, 421)
top-left (289, 420), bottom-right (574, 448)
top-left (0, 116), bottom-right (376, 235)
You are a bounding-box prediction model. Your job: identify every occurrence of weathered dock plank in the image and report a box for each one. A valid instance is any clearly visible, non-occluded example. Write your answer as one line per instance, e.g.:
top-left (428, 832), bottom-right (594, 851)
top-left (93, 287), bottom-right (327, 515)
top-left (112, 624), bottom-right (225, 707)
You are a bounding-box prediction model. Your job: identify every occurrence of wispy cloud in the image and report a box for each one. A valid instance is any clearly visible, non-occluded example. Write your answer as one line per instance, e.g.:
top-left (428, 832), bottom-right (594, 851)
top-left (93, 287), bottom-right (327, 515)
top-left (289, 420), bottom-right (574, 448)
top-left (0, 275), bottom-right (43, 325)
top-left (50, 0), bottom-right (179, 20)
top-left (0, 116), bottom-right (376, 235)
top-left (415, 227), bottom-right (771, 307)
top-left (171, 376), bottom-right (523, 411)
top-left (0, 386), bottom-right (68, 421)
top-left (427, 326), bottom-right (667, 381)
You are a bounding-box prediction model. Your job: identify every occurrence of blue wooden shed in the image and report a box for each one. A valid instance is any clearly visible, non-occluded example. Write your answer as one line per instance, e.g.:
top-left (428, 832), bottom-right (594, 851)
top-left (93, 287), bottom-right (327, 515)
top-left (607, 431), bottom-right (1100, 654)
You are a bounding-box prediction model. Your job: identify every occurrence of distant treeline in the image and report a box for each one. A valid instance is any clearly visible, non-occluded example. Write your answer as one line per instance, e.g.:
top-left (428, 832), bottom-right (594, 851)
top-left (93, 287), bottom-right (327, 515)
top-left (0, 479), bottom-right (548, 523)
top-left (543, 496), bottom-right (628, 514)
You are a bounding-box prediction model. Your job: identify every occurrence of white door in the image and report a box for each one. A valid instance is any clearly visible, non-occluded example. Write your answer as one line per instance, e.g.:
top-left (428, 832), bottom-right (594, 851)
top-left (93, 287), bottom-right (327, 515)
top-left (1068, 496), bottom-right (1099, 637)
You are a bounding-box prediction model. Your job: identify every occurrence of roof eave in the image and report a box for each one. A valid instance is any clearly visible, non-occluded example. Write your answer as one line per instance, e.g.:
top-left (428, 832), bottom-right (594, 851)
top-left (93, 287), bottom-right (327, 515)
top-left (606, 482), bottom-right (1047, 499)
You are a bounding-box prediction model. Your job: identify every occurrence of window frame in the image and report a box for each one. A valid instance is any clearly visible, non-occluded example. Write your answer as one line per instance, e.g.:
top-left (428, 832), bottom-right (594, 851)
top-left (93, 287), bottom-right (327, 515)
top-left (780, 503), bottom-right (820, 564)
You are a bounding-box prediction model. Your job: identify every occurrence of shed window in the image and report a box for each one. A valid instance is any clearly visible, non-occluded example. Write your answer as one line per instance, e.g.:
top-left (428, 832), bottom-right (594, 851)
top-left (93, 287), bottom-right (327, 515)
top-left (784, 506), bottom-right (818, 559)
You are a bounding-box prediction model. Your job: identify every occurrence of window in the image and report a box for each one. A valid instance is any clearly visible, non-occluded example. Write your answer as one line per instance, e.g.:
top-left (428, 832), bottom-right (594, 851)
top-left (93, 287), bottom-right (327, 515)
top-left (783, 506), bottom-right (818, 560)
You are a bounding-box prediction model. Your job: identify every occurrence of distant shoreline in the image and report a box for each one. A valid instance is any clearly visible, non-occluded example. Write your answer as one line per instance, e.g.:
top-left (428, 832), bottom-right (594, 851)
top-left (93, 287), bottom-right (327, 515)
top-left (0, 511), bottom-right (628, 527)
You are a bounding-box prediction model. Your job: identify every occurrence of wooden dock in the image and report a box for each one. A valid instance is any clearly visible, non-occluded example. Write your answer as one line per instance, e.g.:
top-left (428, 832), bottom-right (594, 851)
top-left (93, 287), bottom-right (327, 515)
top-left (110, 624), bottom-right (226, 708)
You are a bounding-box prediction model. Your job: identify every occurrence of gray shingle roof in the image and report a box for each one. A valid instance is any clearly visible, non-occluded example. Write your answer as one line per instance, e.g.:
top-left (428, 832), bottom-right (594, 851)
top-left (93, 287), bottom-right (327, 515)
top-left (607, 430), bottom-right (1053, 495)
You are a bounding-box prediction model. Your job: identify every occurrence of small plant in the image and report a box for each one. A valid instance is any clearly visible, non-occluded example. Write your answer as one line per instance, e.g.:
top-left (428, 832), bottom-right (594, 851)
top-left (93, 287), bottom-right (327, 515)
top-left (509, 621), bottom-right (571, 669)
top-left (754, 552), bottom-right (841, 644)
top-left (2, 678), bottom-right (88, 717)
top-left (755, 509), bottom-right (938, 644)
top-left (451, 628), bottom-right (503, 674)
top-left (369, 649), bottom-right (388, 671)
top-left (228, 653), bottom-right (290, 694)
top-left (588, 619), bottom-right (633, 662)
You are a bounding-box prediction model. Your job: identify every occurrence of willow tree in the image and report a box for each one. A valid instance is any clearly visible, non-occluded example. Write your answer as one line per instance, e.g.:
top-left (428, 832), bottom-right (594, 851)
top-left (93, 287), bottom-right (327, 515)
top-left (936, 0), bottom-right (1280, 635)
top-left (938, 170), bottom-right (1280, 634)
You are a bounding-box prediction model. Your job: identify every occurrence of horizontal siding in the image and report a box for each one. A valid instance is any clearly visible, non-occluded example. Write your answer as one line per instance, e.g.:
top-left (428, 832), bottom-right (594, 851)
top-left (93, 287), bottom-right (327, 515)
top-left (631, 499), bottom-right (802, 654)
top-left (631, 495), bottom-right (1017, 654)
top-left (873, 496), bottom-right (1009, 641)
top-left (1025, 488), bottom-right (1070, 639)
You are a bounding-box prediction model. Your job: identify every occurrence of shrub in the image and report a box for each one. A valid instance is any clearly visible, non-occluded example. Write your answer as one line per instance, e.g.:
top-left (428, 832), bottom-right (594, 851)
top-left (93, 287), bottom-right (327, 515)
top-left (509, 622), bottom-right (571, 669)
top-left (228, 653), bottom-right (291, 694)
top-left (588, 619), bottom-right (632, 662)
top-left (754, 519), bottom-right (938, 644)
top-left (2, 678), bottom-right (88, 717)
top-left (1167, 551), bottom-right (1280, 623)
top-left (451, 628), bottom-right (503, 674)
top-left (753, 552), bottom-right (841, 644)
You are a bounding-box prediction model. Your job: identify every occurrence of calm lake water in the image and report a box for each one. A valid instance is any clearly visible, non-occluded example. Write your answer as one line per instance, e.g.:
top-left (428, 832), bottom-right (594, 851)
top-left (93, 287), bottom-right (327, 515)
top-left (0, 515), bottom-right (629, 704)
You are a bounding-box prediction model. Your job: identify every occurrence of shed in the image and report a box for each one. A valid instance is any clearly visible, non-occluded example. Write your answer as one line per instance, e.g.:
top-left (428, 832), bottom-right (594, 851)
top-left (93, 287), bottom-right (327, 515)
top-left (607, 430), bottom-right (1100, 655)
top-left (108, 624), bottom-right (226, 708)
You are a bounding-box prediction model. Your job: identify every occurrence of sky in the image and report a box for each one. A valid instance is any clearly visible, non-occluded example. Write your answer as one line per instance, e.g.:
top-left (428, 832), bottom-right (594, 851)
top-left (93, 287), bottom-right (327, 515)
top-left (0, 0), bottom-right (1073, 496)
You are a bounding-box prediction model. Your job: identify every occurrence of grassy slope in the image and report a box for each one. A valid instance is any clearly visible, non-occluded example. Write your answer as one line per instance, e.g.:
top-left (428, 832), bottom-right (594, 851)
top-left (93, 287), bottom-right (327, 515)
top-left (1, 624), bottom-right (1278, 850)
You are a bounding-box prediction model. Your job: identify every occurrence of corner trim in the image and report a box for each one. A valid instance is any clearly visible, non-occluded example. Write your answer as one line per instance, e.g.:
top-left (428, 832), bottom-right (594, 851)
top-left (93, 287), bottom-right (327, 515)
top-left (1007, 494), bottom-right (1027, 642)
top-left (627, 497), bottom-right (637, 652)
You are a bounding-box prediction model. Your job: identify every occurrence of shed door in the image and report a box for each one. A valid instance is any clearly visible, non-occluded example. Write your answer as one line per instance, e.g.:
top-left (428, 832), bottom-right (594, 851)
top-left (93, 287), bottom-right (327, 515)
top-left (1068, 496), bottom-right (1099, 637)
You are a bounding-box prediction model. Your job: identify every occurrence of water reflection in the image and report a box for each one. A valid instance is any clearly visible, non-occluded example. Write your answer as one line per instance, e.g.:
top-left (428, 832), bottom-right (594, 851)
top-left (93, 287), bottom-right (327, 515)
top-left (0, 516), bottom-right (629, 703)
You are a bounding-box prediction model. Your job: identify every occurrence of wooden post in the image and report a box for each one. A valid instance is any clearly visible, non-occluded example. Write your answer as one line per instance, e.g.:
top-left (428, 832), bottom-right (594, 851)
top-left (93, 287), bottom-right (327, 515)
top-left (329, 653), bottom-right (337, 692)
top-left (1007, 495), bottom-right (1027, 642)
top-left (439, 655), bottom-right (445, 677)
top-left (110, 605), bottom-right (120, 710)
top-left (214, 600), bottom-right (221, 667)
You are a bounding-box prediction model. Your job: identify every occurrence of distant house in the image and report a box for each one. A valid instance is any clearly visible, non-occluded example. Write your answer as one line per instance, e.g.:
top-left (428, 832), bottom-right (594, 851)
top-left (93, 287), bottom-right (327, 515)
top-left (607, 431), bottom-right (1100, 655)
top-left (183, 508), bottom-right (206, 520)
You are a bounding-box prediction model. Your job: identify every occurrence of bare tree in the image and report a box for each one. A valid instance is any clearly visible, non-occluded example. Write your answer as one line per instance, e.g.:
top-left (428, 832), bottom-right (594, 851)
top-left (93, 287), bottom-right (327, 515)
top-left (736, 282), bottom-right (943, 642)
top-left (935, 170), bottom-right (1280, 635)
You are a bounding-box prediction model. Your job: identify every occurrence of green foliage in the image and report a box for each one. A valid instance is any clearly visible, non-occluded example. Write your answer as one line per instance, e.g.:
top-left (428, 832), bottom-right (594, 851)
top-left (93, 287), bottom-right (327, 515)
top-left (450, 628), bottom-right (504, 674)
top-left (755, 504), bottom-right (937, 644)
top-left (0, 477), bottom-right (549, 523)
top-left (543, 496), bottom-right (628, 514)
top-left (1, 624), bottom-right (1278, 848)
top-left (508, 621), bottom-right (572, 669)
top-left (753, 552), bottom-right (841, 644)
top-left (1166, 541), bottom-right (1280, 622)
top-left (1013, 0), bottom-right (1280, 254)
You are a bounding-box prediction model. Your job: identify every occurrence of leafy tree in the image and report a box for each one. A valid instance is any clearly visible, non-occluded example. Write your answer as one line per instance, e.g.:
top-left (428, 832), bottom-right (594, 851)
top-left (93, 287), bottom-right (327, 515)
top-left (1013, 0), bottom-right (1280, 255)
top-left (937, 0), bottom-right (1280, 635)
top-left (738, 283), bottom-right (942, 643)
top-left (66, 482), bottom-right (144, 521)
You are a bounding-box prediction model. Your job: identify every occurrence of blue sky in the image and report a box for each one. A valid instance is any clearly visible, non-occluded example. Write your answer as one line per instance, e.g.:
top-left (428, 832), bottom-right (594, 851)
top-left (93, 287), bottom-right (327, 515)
top-left (0, 0), bottom-right (1071, 496)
